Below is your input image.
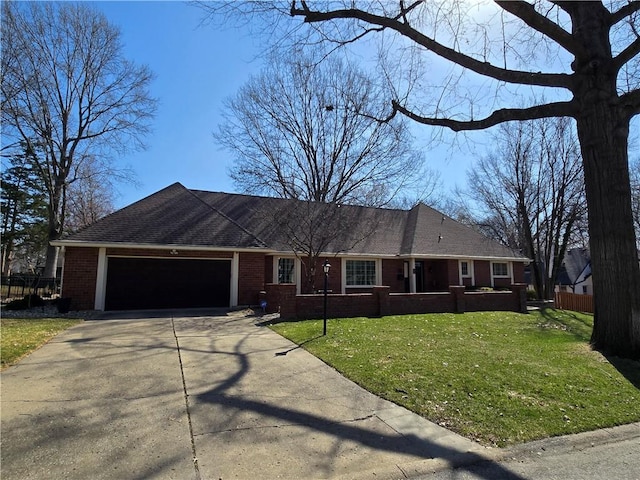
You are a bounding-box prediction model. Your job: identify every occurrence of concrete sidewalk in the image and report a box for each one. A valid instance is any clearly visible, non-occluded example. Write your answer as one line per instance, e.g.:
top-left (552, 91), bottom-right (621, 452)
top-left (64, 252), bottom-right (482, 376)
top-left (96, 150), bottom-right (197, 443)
top-left (1, 310), bottom-right (638, 479)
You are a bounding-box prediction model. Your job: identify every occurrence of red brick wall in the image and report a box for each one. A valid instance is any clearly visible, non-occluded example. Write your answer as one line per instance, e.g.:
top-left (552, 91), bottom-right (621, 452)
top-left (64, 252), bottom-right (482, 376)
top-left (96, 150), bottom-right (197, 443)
top-left (264, 256), bottom-right (274, 284)
top-left (474, 260), bottom-right (491, 286)
top-left (263, 283), bottom-right (296, 316)
top-left (238, 252), bottom-right (266, 305)
top-left (382, 259), bottom-right (406, 292)
top-left (512, 262), bottom-right (525, 283)
top-left (61, 247), bottom-right (99, 310)
top-left (297, 293), bottom-right (379, 319)
top-left (493, 277), bottom-right (512, 288)
top-left (270, 282), bottom-right (527, 320)
top-left (447, 260), bottom-right (460, 286)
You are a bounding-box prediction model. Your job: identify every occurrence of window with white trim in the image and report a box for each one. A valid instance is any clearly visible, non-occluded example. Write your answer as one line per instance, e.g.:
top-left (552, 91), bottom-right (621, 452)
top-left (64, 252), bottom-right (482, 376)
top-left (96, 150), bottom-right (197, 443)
top-left (460, 261), bottom-right (470, 277)
top-left (346, 260), bottom-right (376, 286)
top-left (492, 262), bottom-right (509, 277)
top-left (277, 258), bottom-right (295, 283)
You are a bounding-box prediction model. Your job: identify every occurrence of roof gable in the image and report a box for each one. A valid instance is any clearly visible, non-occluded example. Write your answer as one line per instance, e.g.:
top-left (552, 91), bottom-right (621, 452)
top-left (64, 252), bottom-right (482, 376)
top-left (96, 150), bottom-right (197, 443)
top-left (402, 203), bottom-right (524, 259)
top-left (64, 183), bottom-right (265, 248)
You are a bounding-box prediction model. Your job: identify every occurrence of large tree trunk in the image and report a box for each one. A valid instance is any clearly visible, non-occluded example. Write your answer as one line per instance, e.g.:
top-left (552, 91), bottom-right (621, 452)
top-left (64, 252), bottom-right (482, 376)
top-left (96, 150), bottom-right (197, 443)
top-left (43, 187), bottom-right (63, 279)
top-left (569, 2), bottom-right (640, 359)
top-left (43, 243), bottom-right (59, 278)
top-left (576, 106), bottom-right (640, 359)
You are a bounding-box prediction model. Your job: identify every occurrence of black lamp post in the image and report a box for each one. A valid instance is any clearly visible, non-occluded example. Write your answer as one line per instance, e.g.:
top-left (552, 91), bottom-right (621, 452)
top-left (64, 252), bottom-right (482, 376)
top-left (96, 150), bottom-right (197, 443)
top-left (322, 259), bottom-right (331, 336)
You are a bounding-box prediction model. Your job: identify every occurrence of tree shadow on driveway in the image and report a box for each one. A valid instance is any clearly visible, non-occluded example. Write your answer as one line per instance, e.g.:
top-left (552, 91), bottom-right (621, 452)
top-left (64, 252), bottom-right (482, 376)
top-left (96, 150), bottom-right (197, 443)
top-left (188, 327), bottom-right (527, 480)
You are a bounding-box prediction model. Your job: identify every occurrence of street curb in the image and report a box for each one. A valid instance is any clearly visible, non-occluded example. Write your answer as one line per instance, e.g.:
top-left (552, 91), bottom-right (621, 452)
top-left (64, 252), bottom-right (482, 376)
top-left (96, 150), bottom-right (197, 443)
top-left (502, 422), bottom-right (640, 461)
top-left (332, 423), bottom-right (640, 479)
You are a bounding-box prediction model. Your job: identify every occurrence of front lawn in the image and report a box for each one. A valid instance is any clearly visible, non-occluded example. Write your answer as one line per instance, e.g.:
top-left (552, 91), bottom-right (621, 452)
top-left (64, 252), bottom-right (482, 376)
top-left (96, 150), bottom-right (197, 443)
top-left (271, 310), bottom-right (639, 447)
top-left (1, 318), bottom-right (82, 369)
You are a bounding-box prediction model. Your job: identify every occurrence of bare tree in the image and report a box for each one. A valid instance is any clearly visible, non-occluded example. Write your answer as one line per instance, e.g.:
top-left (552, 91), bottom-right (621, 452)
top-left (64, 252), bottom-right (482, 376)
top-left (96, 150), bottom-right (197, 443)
top-left (464, 118), bottom-right (586, 300)
top-left (216, 49), bottom-right (430, 207)
top-left (65, 158), bottom-right (117, 233)
top-left (270, 200), bottom-right (379, 293)
top-left (198, 1), bottom-right (640, 358)
top-left (1, 2), bottom-right (157, 278)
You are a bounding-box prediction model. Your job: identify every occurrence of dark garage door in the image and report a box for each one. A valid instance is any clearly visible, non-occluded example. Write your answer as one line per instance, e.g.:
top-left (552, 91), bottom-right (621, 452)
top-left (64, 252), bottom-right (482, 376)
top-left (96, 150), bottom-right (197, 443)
top-left (105, 257), bottom-right (231, 311)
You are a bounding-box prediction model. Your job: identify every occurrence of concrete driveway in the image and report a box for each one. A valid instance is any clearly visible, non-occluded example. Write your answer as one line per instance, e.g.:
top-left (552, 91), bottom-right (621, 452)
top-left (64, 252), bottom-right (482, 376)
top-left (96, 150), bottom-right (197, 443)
top-left (1, 309), bottom-right (494, 480)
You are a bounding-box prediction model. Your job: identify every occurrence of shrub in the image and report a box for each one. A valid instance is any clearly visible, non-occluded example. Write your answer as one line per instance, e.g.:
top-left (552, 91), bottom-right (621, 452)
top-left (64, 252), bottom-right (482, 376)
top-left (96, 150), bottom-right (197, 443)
top-left (5, 298), bottom-right (27, 310)
top-left (4, 294), bottom-right (45, 310)
top-left (24, 294), bottom-right (45, 307)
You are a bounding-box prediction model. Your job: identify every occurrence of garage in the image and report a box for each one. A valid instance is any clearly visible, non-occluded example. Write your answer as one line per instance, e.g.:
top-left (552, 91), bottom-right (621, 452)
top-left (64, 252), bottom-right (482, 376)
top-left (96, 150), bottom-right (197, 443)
top-left (104, 257), bottom-right (231, 311)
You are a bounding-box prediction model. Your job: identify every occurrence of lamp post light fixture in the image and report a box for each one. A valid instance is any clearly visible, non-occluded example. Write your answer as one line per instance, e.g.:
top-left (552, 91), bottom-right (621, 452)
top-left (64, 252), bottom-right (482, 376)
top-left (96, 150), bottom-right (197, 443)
top-left (323, 259), bottom-right (331, 336)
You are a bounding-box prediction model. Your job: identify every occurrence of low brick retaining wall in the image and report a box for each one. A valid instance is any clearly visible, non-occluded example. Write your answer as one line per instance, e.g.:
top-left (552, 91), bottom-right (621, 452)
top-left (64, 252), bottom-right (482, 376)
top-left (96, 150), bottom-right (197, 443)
top-left (261, 284), bottom-right (527, 320)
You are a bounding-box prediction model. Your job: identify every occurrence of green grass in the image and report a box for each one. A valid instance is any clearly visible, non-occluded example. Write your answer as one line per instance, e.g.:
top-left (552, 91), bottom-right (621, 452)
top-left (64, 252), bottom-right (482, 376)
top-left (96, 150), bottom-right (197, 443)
top-left (1, 318), bottom-right (82, 369)
top-left (271, 310), bottom-right (640, 447)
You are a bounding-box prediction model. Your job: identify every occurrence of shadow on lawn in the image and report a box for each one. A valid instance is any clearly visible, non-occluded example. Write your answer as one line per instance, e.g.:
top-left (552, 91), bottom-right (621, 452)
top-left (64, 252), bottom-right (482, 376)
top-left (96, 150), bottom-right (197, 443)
top-left (538, 308), bottom-right (640, 390)
top-left (537, 307), bottom-right (593, 339)
top-left (273, 334), bottom-right (324, 356)
top-left (605, 355), bottom-right (640, 390)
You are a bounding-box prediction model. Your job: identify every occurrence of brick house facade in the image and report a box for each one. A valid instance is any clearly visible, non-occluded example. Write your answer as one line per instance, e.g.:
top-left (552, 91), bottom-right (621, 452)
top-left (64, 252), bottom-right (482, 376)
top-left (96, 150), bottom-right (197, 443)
top-left (54, 183), bottom-right (529, 313)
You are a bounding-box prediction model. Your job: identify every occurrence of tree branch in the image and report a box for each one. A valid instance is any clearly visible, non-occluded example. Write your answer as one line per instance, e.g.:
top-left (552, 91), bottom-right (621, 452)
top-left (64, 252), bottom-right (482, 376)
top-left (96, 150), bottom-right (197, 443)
top-left (614, 36), bottom-right (640, 72)
top-left (495, 1), bottom-right (585, 57)
top-left (391, 100), bottom-right (576, 132)
top-left (609, 1), bottom-right (640, 26)
top-left (620, 89), bottom-right (640, 118)
top-left (290, 3), bottom-right (573, 89)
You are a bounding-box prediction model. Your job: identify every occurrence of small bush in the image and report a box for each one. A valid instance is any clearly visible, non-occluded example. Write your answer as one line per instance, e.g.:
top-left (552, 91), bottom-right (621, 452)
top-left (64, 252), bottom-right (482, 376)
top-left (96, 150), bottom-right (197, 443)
top-left (24, 294), bottom-right (45, 307)
top-left (4, 294), bottom-right (45, 310)
top-left (5, 298), bottom-right (27, 310)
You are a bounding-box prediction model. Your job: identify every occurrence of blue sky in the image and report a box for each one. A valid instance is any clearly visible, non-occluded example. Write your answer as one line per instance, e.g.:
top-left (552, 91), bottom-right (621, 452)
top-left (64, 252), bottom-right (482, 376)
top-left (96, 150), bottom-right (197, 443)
top-left (98, 1), bottom-right (639, 210)
top-left (95, 1), bottom-right (477, 209)
top-left (96, 1), bottom-right (272, 207)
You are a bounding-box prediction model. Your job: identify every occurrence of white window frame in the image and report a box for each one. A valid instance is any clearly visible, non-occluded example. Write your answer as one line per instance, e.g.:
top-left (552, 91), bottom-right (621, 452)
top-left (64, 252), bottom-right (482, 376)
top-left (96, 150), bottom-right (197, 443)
top-left (458, 260), bottom-right (475, 284)
top-left (459, 260), bottom-right (474, 285)
top-left (273, 256), bottom-right (301, 294)
top-left (342, 258), bottom-right (380, 291)
top-left (276, 257), bottom-right (296, 284)
top-left (490, 261), bottom-right (512, 286)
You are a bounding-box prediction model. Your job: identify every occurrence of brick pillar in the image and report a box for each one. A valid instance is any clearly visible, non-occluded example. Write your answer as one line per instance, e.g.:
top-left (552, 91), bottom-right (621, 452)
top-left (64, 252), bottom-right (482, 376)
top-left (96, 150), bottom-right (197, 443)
top-left (373, 286), bottom-right (391, 317)
top-left (511, 283), bottom-right (528, 313)
top-left (449, 285), bottom-right (466, 313)
top-left (279, 284), bottom-right (297, 319)
top-left (264, 283), bottom-right (297, 317)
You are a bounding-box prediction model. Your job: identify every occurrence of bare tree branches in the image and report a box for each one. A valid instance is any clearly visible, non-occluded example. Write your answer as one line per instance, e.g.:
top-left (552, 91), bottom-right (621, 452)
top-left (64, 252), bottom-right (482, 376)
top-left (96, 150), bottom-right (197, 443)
top-left (391, 99), bottom-right (576, 131)
top-left (495, 1), bottom-right (584, 57)
top-left (1, 2), bottom-right (156, 277)
top-left (291, 2), bottom-right (573, 89)
top-left (217, 49), bottom-right (430, 207)
top-left (280, 0), bottom-right (640, 357)
top-left (463, 118), bottom-right (586, 299)
top-left (609, 1), bottom-right (640, 26)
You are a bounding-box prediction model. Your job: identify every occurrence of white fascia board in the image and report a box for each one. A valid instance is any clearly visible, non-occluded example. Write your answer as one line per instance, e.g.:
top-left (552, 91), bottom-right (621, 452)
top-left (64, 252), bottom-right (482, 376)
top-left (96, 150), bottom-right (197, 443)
top-left (398, 253), bottom-right (530, 262)
top-left (50, 240), bottom-right (273, 254)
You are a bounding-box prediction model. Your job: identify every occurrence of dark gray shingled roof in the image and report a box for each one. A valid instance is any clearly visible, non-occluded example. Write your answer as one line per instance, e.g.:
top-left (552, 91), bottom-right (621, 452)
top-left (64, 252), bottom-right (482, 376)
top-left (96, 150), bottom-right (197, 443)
top-left (63, 183), bottom-right (265, 248)
top-left (59, 182), bottom-right (527, 260)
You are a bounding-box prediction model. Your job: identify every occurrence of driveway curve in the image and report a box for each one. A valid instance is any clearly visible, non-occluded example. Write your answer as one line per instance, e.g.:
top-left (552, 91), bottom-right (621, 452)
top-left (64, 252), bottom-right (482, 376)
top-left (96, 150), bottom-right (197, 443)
top-left (1, 310), bottom-right (490, 480)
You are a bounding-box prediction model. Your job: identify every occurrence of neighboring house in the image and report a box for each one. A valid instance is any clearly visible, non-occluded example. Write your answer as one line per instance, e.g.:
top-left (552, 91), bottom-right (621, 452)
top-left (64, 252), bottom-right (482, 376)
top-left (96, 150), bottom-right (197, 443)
top-left (556, 247), bottom-right (592, 295)
top-left (53, 183), bottom-right (529, 312)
